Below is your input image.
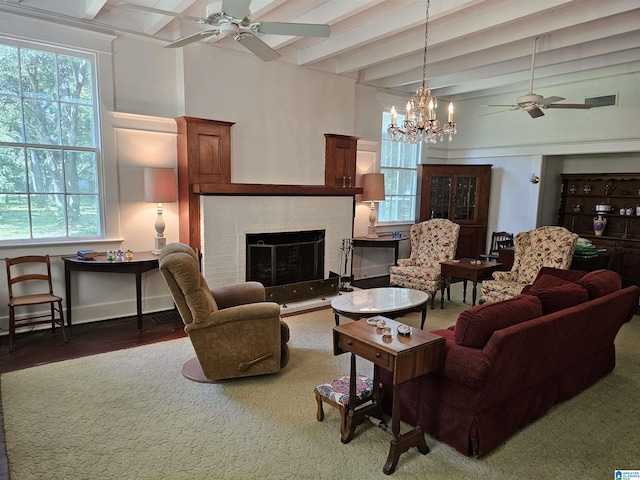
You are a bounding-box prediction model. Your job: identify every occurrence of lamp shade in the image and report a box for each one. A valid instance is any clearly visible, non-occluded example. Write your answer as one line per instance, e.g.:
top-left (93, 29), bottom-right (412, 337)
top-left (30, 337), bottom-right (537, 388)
top-left (361, 173), bottom-right (385, 202)
top-left (144, 167), bottom-right (177, 203)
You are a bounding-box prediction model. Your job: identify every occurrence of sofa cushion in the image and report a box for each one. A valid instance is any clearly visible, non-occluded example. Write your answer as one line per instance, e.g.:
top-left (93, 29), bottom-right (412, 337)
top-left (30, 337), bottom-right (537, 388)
top-left (454, 295), bottom-right (543, 348)
top-left (575, 269), bottom-right (622, 299)
top-left (524, 283), bottom-right (589, 315)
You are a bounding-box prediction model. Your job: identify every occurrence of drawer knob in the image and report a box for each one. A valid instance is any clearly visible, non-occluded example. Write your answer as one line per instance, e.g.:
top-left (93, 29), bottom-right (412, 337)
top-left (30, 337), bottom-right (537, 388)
top-left (347, 340), bottom-right (353, 346)
top-left (375, 352), bottom-right (381, 358)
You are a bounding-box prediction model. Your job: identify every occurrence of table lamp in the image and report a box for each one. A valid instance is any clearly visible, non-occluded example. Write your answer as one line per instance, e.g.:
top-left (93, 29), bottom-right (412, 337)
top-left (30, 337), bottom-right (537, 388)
top-left (361, 173), bottom-right (385, 239)
top-left (144, 167), bottom-right (177, 255)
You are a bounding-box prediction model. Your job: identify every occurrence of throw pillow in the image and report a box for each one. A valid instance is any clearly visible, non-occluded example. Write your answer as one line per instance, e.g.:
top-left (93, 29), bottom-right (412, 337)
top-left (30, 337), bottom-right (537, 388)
top-left (575, 269), bottom-right (622, 299)
top-left (521, 273), bottom-right (571, 294)
top-left (454, 295), bottom-right (542, 349)
top-left (524, 283), bottom-right (589, 315)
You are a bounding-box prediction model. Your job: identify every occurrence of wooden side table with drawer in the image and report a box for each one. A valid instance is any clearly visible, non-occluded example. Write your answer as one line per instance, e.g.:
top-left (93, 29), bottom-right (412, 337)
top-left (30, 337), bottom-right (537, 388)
top-left (332, 317), bottom-right (445, 475)
top-left (440, 258), bottom-right (503, 307)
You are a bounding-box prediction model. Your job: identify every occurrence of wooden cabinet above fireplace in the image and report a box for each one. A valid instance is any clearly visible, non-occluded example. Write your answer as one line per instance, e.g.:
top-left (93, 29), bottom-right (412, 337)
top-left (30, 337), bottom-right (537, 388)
top-left (176, 117), bottom-right (234, 250)
top-left (324, 133), bottom-right (359, 188)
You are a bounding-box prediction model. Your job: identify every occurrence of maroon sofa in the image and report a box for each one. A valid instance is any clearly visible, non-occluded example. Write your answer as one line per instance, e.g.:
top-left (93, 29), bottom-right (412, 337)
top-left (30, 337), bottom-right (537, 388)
top-left (380, 268), bottom-right (640, 456)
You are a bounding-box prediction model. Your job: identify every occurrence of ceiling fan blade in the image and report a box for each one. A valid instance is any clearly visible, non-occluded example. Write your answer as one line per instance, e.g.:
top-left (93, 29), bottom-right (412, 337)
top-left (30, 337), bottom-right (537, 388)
top-left (538, 96), bottom-right (565, 106)
top-left (235, 33), bottom-right (281, 61)
top-left (222, 0), bottom-right (252, 20)
top-left (118, 2), bottom-right (203, 23)
top-left (546, 103), bottom-right (593, 109)
top-left (528, 108), bottom-right (544, 118)
top-left (482, 104), bottom-right (519, 108)
top-left (478, 108), bottom-right (518, 116)
top-left (166, 30), bottom-right (218, 48)
top-left (258, 22), bottom-right (330, 38)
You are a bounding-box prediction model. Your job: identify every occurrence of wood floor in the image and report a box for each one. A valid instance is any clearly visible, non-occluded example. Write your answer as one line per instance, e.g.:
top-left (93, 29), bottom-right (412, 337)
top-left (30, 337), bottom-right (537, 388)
top-left (0, 276), bottom-right (390, 374)
top-left (0, 310), bottom-right (186, 375)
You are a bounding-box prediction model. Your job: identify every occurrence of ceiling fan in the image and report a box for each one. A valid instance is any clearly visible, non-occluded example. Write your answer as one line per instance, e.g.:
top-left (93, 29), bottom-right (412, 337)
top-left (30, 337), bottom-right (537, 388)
top-left (119, 0), bottom-right (330, 62)
top-left (483, 37), bottom-right (593, 118)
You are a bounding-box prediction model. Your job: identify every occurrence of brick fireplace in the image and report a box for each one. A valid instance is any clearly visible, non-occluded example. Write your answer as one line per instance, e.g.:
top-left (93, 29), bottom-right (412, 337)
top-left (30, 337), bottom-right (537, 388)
top-left (200, 195), bottom-right (354, 289)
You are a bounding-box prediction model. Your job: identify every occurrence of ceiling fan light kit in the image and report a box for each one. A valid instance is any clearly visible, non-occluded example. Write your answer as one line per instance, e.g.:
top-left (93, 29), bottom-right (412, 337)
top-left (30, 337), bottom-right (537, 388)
top-left (387, 0), bottom-right (457, 144)
top-left (120, 0), bottom-right (330, 62)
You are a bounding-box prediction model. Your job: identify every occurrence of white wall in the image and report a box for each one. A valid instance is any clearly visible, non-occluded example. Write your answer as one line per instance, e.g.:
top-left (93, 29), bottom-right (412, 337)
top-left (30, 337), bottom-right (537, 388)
top-left (179, 45), bottom-right (356, 186)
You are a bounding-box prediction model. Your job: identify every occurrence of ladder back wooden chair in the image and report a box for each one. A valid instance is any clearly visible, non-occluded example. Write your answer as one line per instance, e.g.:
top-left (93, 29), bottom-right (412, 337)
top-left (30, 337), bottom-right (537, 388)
top-left (5, 255), bottom-right (67, 352)
top-left (479, 231), bottom-right (514, 262)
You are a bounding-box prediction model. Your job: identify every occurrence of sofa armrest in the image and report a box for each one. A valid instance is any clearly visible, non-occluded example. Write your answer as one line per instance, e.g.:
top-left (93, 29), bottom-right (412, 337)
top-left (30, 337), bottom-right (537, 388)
top-left (430, 329), bottom-right (493, 390)
top-left (211, 281), bottom-right (266, 309)
top-left (185, 301), bottom-right (280, 332)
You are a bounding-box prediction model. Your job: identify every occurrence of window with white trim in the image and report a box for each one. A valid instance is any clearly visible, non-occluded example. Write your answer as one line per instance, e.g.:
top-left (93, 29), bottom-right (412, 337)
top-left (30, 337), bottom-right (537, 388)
top-left (0, 40), bottom-right (102, 243)
top-left (378, 108), bottom-right (421, 223)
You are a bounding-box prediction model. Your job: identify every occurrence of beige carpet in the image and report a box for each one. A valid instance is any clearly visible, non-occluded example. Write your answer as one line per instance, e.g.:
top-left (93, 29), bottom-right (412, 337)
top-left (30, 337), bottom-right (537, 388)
top-left (2, 285), bottom-right (639, 479)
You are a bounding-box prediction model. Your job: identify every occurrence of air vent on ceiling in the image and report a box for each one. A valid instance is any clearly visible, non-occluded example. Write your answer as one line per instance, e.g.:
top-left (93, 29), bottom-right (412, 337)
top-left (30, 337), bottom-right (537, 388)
top-left (584, 94), bottom-right (617, 108)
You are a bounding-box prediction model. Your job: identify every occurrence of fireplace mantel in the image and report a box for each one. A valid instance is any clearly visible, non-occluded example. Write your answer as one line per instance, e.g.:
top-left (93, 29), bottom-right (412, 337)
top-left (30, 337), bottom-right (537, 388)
top-left (176, 116), bottom-right (361, 250)
top-left (193, 183), bottom-right (362, 196)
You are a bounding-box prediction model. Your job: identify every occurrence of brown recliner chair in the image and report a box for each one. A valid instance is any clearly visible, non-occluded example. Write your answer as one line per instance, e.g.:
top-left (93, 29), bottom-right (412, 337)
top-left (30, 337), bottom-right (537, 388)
top-left (159, 242), bottom-right (290, 382)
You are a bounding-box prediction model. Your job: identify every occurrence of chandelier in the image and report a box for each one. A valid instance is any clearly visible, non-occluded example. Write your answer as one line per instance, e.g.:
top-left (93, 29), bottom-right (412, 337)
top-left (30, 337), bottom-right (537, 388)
top-left (387, 0), bottom-right (457, 144)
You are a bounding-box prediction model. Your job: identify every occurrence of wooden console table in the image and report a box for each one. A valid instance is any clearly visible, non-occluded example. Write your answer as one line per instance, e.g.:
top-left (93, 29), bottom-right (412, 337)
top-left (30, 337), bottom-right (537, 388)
top-left (352, 236), bottom-right (407, 265)
top-left (62, 252), bottom-right (160, 330)
top-left (333, 318), bottom-right (444, 475)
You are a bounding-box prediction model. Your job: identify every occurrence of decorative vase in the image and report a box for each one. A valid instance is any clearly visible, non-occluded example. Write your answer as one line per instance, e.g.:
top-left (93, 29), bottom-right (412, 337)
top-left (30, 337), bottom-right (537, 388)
top-left (593, 215), bottom-right (607, 236)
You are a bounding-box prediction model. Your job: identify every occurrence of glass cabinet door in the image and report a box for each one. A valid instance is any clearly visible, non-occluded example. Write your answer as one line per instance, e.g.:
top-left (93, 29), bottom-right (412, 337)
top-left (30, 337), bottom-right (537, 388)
top-left (429, 176), bottom-right (452, 218)
top-left (453, 176), bottom-right (477, 221)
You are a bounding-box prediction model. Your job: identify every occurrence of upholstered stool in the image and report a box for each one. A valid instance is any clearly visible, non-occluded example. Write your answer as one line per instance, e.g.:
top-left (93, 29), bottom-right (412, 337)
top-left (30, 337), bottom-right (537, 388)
top-left (314, 374), bottom-right (373, 434)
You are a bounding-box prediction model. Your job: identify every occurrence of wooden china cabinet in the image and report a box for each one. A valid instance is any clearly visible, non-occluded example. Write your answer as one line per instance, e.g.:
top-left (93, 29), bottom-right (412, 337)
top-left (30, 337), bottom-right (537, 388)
top-left (558, 173), bottom-right (640, 291)
top-left (417, 164), bottom-right (492, 259)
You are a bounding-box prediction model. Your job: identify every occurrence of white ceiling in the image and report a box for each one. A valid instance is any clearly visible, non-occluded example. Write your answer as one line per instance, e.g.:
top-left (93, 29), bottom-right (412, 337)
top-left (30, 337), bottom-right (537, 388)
top-left (1, 0), bottom-right (639, 101)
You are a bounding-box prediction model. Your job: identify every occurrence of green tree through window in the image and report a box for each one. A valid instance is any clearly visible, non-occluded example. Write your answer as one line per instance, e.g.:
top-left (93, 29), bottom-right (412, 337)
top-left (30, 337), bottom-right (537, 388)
top-left (378, 109), bottom-right (420, 223)
top-left (0, 41), bottom-right (101, 242)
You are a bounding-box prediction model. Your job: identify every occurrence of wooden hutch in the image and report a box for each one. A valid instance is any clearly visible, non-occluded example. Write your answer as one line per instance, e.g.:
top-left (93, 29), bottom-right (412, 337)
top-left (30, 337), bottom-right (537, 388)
top-left (558, 173), bottom-right (640, 290)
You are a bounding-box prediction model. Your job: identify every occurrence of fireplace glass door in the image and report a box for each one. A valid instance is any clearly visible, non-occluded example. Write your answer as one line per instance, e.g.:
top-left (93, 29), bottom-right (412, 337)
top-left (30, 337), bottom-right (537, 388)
top-left (246, 230), bottom-right (325, 287)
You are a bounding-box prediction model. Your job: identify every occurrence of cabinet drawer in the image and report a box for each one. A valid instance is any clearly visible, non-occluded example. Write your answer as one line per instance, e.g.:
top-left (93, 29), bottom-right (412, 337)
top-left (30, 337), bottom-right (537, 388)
top-left (338, 335), bottom-right (390, 369)
top-left (442, 265), bottom-right (473, 277)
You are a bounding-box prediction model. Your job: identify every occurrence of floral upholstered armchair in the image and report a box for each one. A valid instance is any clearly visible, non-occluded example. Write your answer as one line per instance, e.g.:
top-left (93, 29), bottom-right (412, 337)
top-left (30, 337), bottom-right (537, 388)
top-left (389, 219), bottom-right (460, 309)
top-left (479, 226), bottom-right (579, 304)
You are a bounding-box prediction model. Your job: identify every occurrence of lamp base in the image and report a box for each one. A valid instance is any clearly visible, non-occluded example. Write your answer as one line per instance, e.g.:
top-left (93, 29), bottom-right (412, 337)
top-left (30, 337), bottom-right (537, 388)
top-left (152, 237), bottom-right (167, 256)
top-left (366, 225), bottom-right (379, 239)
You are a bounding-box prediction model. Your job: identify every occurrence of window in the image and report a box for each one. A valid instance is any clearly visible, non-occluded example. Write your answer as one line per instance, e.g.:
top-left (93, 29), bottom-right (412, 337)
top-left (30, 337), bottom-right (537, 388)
top-left (0, 40), bottom-right (101, 243)
top-left (378, 108), bottom-right (421, 223)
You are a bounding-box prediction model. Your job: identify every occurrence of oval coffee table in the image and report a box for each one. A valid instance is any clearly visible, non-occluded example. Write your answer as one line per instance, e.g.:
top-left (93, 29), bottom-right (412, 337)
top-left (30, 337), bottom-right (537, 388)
top-left (331, 287), bottom-right (430, 329)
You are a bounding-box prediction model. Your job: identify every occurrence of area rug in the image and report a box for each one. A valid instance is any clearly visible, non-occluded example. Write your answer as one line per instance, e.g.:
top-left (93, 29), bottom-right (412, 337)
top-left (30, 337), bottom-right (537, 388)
top-left (2, 290), bottom-right (639, 479)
